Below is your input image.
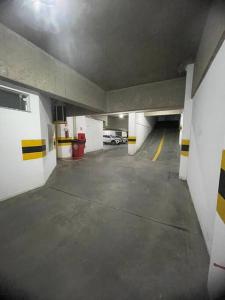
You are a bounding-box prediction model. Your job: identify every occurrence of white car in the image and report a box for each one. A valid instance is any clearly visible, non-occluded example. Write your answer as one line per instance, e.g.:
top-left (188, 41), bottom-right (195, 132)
top-left (103, 135), bottom-right (121, 145)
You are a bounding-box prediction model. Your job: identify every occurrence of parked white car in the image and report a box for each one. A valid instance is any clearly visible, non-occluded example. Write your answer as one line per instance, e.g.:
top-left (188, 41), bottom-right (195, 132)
top-left (103, 135), bottom-right (122, 145)
top-left (121, 137), bottom-right (127, 143)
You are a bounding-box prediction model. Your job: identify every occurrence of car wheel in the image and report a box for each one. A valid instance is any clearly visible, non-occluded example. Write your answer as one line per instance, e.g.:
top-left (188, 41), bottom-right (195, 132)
top-left (111, 140), bottom-right (116, 145)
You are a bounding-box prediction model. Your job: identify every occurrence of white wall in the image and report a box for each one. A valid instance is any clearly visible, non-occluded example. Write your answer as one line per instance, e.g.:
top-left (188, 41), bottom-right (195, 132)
top-left (0, 81), bottom-right (56, 201)
top-left (128, 112), bottom-right (155, 155)
top-left (187, 41), bottom-right (225, 253)
top-left (135, 113), bottom-right (155, 152)
top-left (75, 116), bottom-right (103, 153)
top-left (39, 95), bottom-right (57, 182)
top-left (66, 116), bottom-right (75, 138)
top-left (103, 130), bottom-right (127, 137)
top-left (179, 64), bottom-right (194, 180)
top-left (86, 117), bottom-right (103, 152)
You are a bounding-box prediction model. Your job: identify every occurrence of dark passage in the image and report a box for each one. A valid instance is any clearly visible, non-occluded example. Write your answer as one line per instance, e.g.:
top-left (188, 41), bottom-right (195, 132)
top-left (0, 122), bottom-right (209, 300)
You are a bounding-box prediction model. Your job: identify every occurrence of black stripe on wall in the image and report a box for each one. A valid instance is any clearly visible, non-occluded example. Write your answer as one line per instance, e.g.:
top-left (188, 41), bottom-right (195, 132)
top-left (57, 139), bottom-right (72, 144)
top-left (181, 144), bottom-right (189, 152)
top-left (22, 145), bottom-right (46, 154)
top-left (218, 168), bottom-right (225, 200)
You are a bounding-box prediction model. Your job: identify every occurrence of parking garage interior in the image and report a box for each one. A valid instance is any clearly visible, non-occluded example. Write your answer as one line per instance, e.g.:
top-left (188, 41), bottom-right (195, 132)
top-left (0, 1), bottom-right (225, 299)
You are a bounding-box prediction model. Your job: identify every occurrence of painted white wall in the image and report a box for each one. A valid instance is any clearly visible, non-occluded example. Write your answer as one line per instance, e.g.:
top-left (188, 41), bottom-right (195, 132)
top-left (128, 112), bottom-right (155, 155)
top-left (135, 113), bottom-right (155, 152)
top-left (0, 81), bottom-right (56, 201)
top-left (104, 130), bottom-right (116, 136)
top-left (66, 116), bottom-right (75, 138)
top-left (128, 112), bottom-right (136, 155)
top-left (103, 130), bottom-right (127, 137)
top-left (179, 64), bottom-right (194, 180)
top-left (75, 116), bottom-right (86, 135)
top-left (187, 41), bottom-right (225, 254)
top-left (86, 117), bottom-right (103, 152)
top-left (75, 116), bottom-right (103, 153)
top-left (39, 95), bottom-right (57, 181)
top-left (179, 113), bottom-right (183, 146)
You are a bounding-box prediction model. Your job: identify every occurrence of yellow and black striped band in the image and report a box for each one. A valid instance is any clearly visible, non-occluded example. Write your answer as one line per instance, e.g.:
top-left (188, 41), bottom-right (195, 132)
top-left (54, 121), bottom-right (66, 124)
top-left (57, 137), bottom-right (73, 147)
top-left (22, 139), bottom-right (46, 160)
top-left (181, 139), bottom-right (190, 157)
top-left (217, 150), bottom-right (225, 223)
top-left (128, 136), bottom-right (136, 144)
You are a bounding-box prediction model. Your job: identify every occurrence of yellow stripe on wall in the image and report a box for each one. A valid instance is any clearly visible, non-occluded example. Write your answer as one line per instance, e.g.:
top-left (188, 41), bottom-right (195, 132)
top-left (182, 139), bottom-right (190, 145)
top-left (22, 139), bottom-right (45, 147)
top-left (217, 193), bottom-right (225, 223)
top-left (23, 151), bottom-right (46, 160)
top-left (181, 139), bottom-right (190, 157)
top-left (181, 151), bottom-right (189, 157)
top-left (128, 141), bottom-right (136, 144)
top-left (21, 139), bottom-right (46, 160)
top-left (128, 136), bottom-right (136, 144)
top-left (57, 137), bottom-right (73, 140)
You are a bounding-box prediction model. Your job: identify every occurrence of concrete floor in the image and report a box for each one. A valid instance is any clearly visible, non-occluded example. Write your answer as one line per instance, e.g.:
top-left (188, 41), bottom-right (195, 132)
top-left (0, 124), bottom-right (209, 300)
top-left (103, 143), bottom-right (128, 151)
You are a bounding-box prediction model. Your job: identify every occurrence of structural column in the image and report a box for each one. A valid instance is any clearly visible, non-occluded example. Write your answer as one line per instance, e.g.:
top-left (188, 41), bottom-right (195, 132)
top-left (208, 140), bottom-right (225, 299)
top-left (55, 120), bottom-right (73, 159)
top-left (179, 64), bottom-right (194, 180)
top-left (128, 112), bottom-right (136, 155)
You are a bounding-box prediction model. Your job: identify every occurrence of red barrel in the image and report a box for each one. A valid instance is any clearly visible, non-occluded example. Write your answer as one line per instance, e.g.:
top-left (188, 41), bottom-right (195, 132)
top-left (72, 133), bottom-right (86, 159)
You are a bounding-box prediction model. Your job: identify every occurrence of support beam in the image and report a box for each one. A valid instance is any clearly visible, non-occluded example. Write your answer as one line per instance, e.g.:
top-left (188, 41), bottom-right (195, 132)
top-left (128, 112), bottom-right (136, 155)
top-left (144, 108), bottom-right (183, 117)
top-left (106, 77), bottom-right (185, 113)
top-left (179, 64), bottom-right (194, 180)
top-left (0, 22), bottom-right (106, 112)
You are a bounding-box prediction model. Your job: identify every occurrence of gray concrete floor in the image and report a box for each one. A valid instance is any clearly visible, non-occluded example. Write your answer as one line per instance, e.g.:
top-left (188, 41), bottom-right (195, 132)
top-left (0, 124), bottom-right (209, 300)
top-left (103, 143), bottom-right (128, 151)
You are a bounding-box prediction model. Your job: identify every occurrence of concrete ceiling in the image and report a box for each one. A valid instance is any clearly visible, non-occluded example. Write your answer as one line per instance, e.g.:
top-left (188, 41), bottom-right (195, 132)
top-left (0, 0), bottom-right (211, 90)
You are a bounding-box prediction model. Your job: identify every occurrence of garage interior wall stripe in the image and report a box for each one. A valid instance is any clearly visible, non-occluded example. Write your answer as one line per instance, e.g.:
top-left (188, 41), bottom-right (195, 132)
top-left (182, 139), bottom-right (190, 145)
top-left (22, 152), bottom-right (46, 160)
top-left (22, 146), bottom-right (46, 153)
top-left (128, 136), bottom-right (136, 140)
top-left (57, 137), bottom-right (73, 140)
top-left (57, 139), bottom-right (73, 144)
top-left (57, 137), bottom-right (73, 147)
top-left (22, 139), bottom-right (45, 147)
top-left (128, 136), bottom-right (136, 144)
top-left (217, 150), bottom-right (225, 223)
top-left (181, 144), bottom-right (189, 152)
top-left (21, 139), bottom-right (46, 160)
top-left (181, 139), bottom-right (190, 157)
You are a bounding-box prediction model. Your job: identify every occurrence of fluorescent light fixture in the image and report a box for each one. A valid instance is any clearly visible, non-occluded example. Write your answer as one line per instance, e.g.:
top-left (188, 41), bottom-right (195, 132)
top-left (32, 0), bottom-right (55, 10)
top-left (32, 0), bottom-right (55, 5)
top-left (119, 114), bottom-right (124, 119)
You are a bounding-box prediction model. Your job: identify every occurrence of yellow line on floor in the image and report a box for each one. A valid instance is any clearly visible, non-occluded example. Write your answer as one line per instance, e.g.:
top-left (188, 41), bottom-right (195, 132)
top-left (152, 132), bottom-right (165, 162)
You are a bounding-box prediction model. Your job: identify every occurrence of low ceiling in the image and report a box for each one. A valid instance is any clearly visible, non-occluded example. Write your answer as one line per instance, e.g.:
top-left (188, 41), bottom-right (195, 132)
top-left (0, 0), bottom-right (211, 90)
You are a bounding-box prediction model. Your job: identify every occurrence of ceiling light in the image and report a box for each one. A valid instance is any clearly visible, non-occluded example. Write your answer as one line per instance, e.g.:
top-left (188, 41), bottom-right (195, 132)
top-left (32, 0), bottom-right (55, 9)
top-left (119, 114), bottom-right (124, 119)
top-left (33, 0), bottom-right (55, 5)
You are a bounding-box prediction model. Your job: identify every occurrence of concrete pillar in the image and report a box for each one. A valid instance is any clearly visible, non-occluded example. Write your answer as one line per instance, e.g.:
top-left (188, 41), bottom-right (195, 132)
top-left (128, 112), bottom-right (136, 155)
top-left (208, 140), bottom-right (225, 299)
top-left (179, 64), bottom-right (194, 180)
top-left (55, 121), bottom-right (72, 159)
